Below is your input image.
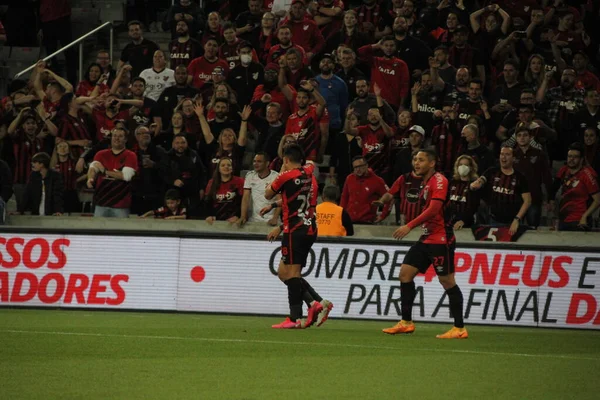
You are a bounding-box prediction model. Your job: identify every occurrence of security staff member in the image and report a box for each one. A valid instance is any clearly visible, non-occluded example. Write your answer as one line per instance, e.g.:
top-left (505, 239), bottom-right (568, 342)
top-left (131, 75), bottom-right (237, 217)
top-left (316, 185), bottom-right (354, 236)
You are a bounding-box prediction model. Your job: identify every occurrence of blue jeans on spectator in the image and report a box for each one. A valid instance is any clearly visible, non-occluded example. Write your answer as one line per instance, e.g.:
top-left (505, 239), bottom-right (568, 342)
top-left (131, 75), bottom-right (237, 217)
top-left (0, 197), bottom-right (5, 225)
top-left (94, 206), bottom-right (130, 218)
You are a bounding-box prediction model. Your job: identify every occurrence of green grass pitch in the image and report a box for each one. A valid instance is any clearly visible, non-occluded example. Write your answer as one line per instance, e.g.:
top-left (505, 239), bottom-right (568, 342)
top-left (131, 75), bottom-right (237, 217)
top-left (0, 309), bottom-right (598, 400)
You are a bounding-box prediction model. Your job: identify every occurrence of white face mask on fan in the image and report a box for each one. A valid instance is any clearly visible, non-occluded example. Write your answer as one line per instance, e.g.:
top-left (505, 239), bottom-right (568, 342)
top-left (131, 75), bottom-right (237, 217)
top-left (240, 54), bottom-right (253, 65)
top-left (457, 165), bottom-right (471, 177)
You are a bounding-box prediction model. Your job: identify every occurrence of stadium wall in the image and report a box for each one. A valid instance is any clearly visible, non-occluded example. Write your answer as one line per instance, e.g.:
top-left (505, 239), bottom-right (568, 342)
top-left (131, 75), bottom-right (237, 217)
top-left (1, 227), bottom-right (599, 330)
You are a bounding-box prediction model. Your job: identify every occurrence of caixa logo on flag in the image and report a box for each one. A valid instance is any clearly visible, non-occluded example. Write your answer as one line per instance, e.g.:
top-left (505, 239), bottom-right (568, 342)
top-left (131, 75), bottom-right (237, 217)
top-left (0, 236), bottom-right (128, 305)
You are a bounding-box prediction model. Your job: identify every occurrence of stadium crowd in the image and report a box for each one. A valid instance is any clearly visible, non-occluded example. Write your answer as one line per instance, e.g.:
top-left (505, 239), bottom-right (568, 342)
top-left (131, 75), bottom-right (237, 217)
top-left (0, 0), bottom-right (599, 233)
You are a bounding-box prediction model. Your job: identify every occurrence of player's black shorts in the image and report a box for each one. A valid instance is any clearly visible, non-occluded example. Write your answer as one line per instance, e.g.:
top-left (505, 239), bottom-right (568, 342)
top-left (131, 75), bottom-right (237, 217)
top-left (281, 230), bottom-right (316, 266)
top-left (403, 241), bottom-right (455, 276)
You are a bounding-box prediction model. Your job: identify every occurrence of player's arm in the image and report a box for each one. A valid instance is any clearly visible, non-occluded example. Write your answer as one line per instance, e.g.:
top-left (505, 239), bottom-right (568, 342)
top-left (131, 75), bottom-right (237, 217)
top-left (240, 188), bottom-right (251, 225)
top-left (581, 192), bottom-right (600, 224)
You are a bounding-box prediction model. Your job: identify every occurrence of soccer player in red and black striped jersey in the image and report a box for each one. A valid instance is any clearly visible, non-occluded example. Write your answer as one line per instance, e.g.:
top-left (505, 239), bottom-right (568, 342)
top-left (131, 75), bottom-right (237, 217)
top-left (345, 105), bottom-right (394, 179)
top-left (382, 148), bottom-right (468, 339)
top-left (470, 146), bottom-right (531, 233)
top-left (264, 145), bottom-right (330, 329)
top-left (284, 81), bottom-right (326, 161)
top-left (86, 127), bottom-right (138, 218)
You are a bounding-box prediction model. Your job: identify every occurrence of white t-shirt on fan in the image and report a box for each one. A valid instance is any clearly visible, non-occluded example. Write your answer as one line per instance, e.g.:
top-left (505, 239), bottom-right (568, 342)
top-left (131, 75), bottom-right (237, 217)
top-left (244, 170), bottom-right (279, 223)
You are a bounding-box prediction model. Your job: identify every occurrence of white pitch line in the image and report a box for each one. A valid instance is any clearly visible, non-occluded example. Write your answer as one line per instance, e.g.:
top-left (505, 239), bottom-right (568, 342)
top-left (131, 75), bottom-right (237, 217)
top-left (1, 329), bottom-right (598, 362)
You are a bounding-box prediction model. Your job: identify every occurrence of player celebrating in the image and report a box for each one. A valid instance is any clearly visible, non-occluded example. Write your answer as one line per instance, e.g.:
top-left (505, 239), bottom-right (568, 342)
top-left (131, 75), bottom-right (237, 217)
top-left (382, 148), bottom-right (468, 339)
top-left (263, 144), bottom-right (332, 329)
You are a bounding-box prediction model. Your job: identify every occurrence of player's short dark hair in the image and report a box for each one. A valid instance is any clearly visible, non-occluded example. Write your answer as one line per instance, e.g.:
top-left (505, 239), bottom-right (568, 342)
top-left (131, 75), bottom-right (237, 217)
top-left (323, 185), bottom-right (340, 202)
top-left (417, 148), bottom-right (437, 161)
top-left (32, 152), bottom-right (51, 168)
top-left (283, 144), bottom-right (305, 163)
top-left (165, 189), bottom-right (181, 201)
top-left (254, 151), bottom-right (271, 162)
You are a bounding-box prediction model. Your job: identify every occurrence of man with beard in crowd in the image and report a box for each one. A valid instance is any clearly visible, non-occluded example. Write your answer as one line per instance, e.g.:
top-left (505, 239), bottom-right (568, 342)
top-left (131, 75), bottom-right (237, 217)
top-left (119, 21), bottom-right (160, 79)
top-left (252, 64), bottom-right (296, 120)
top-left (157, 65), bottom-right (199, 127)
top-left (278, 49), bottom-right (313, 90)
top-left (227, 42), bottom-right (264, 107)
top-left (283, 0), bottom-right (325, 62)
top-left (448, 25), bottom-right (486, 85)
top-left (169, 20), bottom-right (203, 69)
top-left (315, 54), bottom-right (348, 154)
top-left (393, 16), bottom-right (432, 80)
top-left (131, 125), bottom-right (167, 215)
top-left (187, 38), bottom-right (229, 90)
top-left (160, 134), bottom-right (207, 217)
top-left (411, 69), bottom-right (448, 134)
top-left (537, 68), bottom-right (585, 163)
top-left (457, 79), bottom-right (486, 123)
top-left (433, 46), bottom-right (456, 85)
top-left (358, 36), bottom-right (410, 110)
top-left (267, 25), bottom-right (307, 66)
top-left (348, 79), bottom-right (396, 126)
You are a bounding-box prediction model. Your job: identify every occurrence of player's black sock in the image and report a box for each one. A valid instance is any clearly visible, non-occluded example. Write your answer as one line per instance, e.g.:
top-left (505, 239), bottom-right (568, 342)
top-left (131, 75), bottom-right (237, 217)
top-left (446, 285), bottom-right (464, 328)
top-left (400, 281), bottom-right (416, 321)
top-left (301, 278), bottom-right (322, 306)
top-left (286, 277), bottom-right (303, 321)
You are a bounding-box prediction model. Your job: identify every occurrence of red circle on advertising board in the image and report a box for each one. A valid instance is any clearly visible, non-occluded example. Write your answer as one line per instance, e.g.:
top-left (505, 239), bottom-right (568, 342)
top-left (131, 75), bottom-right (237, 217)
top-left (191, 266), bottom-right (206, 283)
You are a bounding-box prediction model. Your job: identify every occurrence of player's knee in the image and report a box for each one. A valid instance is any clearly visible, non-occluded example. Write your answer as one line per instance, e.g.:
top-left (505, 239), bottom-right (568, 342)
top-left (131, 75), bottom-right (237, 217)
top-left (399, 264), bottom-right (418, 283)
top-left (438, 274), bottom-right (456, 289)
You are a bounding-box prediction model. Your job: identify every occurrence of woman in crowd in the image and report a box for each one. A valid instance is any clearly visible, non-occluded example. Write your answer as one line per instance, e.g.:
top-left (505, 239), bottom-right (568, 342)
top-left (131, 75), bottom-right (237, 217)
top-left (50, 140), bottom-right (84, 213)
top-left (198, 103), bottom-right (250, 175)
top-left (155, 111), bottom-right (188, 151)
top-left (524, 54), bottom-right (549, 91)
top-left (329, 110), bottom-right (362, 190)
top-left (448, 155), bottom-right (481, 230)
top-left (326, 10), bottom-right (370, 54)
top-left (204, 157), bottom-right (244, 224)
top-left (75, 63), bottom-right (110, 97)
top-left (583, 128), bottom-right (600, 177)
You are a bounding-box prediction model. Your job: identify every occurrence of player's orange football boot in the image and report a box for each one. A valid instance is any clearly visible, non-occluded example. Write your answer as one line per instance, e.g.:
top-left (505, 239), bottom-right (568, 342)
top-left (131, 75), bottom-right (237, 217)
top-left (382, 320), bottom-right (415, 335)
top-left (305, 301), bottom-right (323, 327)
top-left (436, 326), bottom-right (469, 339)
top-left (316, 299), bottom-right (333, 327)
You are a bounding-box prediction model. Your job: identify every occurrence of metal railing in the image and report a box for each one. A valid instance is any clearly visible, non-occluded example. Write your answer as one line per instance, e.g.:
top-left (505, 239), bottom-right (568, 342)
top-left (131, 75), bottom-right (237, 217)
top-left (14, 21), bottom-right (114, 82)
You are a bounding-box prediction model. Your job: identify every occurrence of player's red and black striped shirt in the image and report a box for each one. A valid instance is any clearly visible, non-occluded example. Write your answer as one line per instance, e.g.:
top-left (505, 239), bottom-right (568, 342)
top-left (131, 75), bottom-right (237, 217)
top-left (153, 205), bottom-right (187, 219)
top-left (482, 167), bottom-right (529, 224)
top-left (388, 172), bottom-right (423, 223)
top-left (285, 107), bottom-right (320, 161)
top-left (12, 131), bottom-right (44, 184)
top-left (54, 158), bottom-right (79, 191)
top-left (447, 179), bottom-right (480, 226)
top-left (205, 176), bottom-right (245, 220)
top-left (357, 124), bottom-right (388, 178)
top-left (270, 163), bottom-right (317, 234)
top-left (93, 149), bottom-right (138, 208)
